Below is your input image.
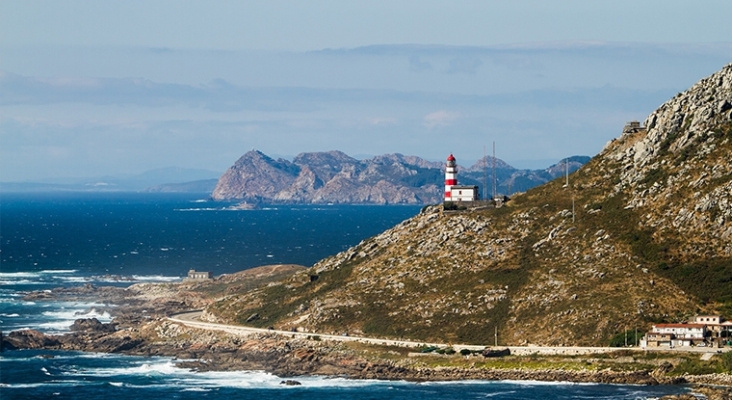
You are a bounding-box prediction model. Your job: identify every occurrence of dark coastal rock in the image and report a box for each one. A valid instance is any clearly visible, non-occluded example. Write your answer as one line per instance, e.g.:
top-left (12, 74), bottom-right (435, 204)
top-left (70, 318), bottom-right (116, 333)
top-left (660, 386), bottom-right (732, 400)
top-left (2, 329), bottom-right (61, 350)
top-left (280, 380), bottom-right (302, 386)
top-left (89, 336), bottom-right (144, 353)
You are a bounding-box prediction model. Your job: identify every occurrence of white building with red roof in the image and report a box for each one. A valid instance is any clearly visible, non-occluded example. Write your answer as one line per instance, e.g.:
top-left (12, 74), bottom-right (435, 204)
top-left (641, 314), bottom-right (731, 348)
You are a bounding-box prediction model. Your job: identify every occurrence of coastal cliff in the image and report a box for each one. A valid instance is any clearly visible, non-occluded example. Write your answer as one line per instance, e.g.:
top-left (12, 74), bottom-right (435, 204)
top-left (207, 63), bottom-right (732, 346)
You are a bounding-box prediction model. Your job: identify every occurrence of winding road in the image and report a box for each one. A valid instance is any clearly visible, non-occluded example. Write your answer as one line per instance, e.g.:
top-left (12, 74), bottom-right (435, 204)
top-left (168, 311), bottom-right (731, 356)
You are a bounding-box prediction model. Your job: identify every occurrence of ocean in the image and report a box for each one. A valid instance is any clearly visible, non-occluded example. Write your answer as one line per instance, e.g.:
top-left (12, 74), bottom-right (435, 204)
top-left (0, 193), bottom-right (689, 399)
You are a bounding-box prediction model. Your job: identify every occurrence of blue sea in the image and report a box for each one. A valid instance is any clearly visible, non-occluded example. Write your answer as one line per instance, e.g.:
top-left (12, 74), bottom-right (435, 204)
top-left (0, 193), bottom-right (689, 399)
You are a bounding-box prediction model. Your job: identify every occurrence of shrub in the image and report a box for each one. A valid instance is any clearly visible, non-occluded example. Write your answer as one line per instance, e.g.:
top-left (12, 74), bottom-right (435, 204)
top-left (721, 352), bottom-right (732, 373)
top-left (608, 329), bottom-right (644, 347)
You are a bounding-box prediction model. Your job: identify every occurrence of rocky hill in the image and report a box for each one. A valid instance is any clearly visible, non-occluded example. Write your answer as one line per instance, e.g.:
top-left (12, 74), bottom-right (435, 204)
top-left (204, 63), bottom-right (732, 347)
top-left (211, 150), bottom-right (587, 204)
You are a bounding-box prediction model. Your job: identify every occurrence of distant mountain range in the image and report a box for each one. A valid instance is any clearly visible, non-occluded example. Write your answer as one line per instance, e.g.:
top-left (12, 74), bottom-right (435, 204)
top-left (1, 155), bottom-right (589, 201)
top-left (211, 150), bottom-right (589, 204)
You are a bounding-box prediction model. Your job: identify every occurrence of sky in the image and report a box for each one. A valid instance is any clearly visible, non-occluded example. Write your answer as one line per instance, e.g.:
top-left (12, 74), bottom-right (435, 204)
top-left (1, 1), bottom-right (731, 182)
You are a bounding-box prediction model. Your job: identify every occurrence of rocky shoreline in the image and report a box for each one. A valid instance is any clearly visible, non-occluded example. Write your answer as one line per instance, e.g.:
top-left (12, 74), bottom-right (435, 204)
top-left (4, 279), bottom-right (732, 397)
top-left (0, 321), bottom-right (677, 385)
top-left (4, 315), bottom-right (732, 388)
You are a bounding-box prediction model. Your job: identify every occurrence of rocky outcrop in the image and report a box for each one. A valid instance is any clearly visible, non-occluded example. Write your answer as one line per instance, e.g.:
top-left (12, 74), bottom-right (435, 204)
top-left (70, 317), bottom-right (117, 333)
top-left (2, 329), bottom-right (61, 350)
top-left (210, 150), bottom-right (589, 204)
top-left (601, 63), bottom-right (732, 258)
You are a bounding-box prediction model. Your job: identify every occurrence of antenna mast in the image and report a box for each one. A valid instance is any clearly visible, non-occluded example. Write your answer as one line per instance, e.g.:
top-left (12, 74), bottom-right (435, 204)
top-left (492, 142), bottom-right (497, 200)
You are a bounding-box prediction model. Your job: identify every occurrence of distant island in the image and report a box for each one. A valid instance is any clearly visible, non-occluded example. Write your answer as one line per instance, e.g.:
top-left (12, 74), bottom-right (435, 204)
top-left (210, 150), bottom-right (589, 204)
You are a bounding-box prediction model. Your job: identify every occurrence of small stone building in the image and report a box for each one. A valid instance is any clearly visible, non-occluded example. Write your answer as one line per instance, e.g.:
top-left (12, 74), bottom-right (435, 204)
top-left (622, 121), bottom-right (643, 133)
top-left (186, 269), bottom-right (213, 280)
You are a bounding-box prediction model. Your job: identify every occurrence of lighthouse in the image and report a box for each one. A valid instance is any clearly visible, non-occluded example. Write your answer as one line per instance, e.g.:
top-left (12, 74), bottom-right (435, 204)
top-left (444, 153), bottom-right (479, 203)
top-left (444, 154), bottom-right (457, 201)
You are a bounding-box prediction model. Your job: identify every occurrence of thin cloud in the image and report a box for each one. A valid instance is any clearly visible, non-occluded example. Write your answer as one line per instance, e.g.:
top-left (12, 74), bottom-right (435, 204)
top-left (368, 117), bottom-right (398, 125)
top-left (423, 110), bottom-right (461, 129)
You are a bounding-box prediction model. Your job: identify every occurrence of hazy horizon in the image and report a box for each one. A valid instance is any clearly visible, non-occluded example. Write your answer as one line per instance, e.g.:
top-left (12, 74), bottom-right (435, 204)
top-left (2, 1), bottom-right (731, 182)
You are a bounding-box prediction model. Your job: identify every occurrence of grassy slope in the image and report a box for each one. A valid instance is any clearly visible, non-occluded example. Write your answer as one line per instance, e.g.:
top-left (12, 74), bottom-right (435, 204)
top-left (207, 96), bottom-right (732, 347)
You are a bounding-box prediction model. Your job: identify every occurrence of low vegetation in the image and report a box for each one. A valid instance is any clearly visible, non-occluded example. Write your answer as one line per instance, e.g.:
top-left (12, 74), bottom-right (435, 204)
top-left (205, 66), bottom-right (732, 347)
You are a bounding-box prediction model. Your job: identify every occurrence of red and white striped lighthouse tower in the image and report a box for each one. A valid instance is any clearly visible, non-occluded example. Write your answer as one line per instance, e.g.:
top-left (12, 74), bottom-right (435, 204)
top-left (444, 154), bottom-right (457, 201)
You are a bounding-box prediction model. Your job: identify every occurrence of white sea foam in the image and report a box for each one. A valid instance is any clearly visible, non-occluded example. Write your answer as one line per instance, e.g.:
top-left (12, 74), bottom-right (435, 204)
top-left (9, 326), bottom-right (32, 332)
top-left (483, 391), bottom-right (518, 397)
top-left (0, 313), bottom-right (20, 317)
top-left (0, 279), bottom-right (37, 285)
top-left (3, 383), bottom-right (50, 388)
top-left (4, 380), bottom-right (95, 389)
top-left (489, 379), bottom-right (598, 386)
top-left (0, 272), bottom-right (41, 279)
top-left (59, 276), bottom-right (90, 283)
top-left (131, 275), bottom-right (181, 282)
top-left (42, 307), bottom-right (112, 321)
top-left (40, 270), bottom-right (77, 274)
top-left (61, 358), bottom-right (395, 389)
top-left (68, 358), bottom-right (182, 378)
top-left (33, 306), bottom-right (113, 332)
top-left (37, 320), bottom-right (76, 333)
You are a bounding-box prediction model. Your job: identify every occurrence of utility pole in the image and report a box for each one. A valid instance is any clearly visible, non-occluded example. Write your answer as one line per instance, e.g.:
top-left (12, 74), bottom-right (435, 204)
top-left (625, 327), bottom-right (628, 347)
top-left (483, 146), bottom-right (487, 201)
top-left (494, 326), bottom-right (498, 347)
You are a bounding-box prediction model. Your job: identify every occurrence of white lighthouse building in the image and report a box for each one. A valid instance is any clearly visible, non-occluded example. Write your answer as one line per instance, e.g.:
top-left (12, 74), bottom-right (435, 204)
top-left (444, 154), bottom-right (479, 203)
